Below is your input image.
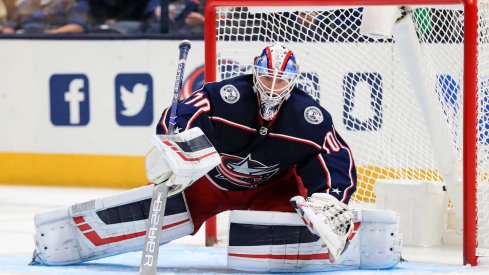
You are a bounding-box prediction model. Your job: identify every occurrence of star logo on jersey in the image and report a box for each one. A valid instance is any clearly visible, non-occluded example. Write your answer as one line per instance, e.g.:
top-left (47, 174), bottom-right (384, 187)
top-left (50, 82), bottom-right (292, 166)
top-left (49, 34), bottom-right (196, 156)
top-left (331, 188), bottom-right (342, 195)
top-left (215, 154), bottom-right (280, 188)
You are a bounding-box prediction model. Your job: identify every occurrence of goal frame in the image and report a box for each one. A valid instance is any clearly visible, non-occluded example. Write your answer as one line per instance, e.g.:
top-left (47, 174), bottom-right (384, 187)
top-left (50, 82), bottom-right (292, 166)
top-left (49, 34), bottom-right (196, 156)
top-left (203, 0), bottom-right (478, 266)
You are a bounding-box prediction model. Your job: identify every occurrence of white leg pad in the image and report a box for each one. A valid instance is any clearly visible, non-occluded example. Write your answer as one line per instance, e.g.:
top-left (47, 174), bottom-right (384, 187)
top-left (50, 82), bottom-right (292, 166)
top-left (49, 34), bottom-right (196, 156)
top-left (32, 185), bottom-right (193, 265)
top-left (348, 209), bottom-right (403, 269)
top-left (227, 209), bottom-right (401, 272)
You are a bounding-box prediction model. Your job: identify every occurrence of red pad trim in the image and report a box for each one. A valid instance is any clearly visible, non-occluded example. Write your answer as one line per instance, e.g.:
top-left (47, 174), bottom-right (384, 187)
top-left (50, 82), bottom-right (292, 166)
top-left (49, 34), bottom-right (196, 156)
top-left (73, 216), bottom-right (190, 246)
top-left (348, 222), bottom-right (362, 241)
top-left (162, 141), bottom-right (218, 161)
top-left (73, 216), bottom-right (85, 224)
top-left (77, 223), bottom-right (91, 232)
top-left (228, 252), bottom-right (329, 260)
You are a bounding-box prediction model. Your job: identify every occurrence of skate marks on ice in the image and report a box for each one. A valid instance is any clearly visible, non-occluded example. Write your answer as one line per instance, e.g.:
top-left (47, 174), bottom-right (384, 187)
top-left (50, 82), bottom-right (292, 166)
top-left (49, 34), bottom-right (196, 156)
top-left (1, 245), bottom-right (489, 275)
top-left (0, 246), bottom-right (231, 275)
top-left (0, 185), bottom-right (488, 274)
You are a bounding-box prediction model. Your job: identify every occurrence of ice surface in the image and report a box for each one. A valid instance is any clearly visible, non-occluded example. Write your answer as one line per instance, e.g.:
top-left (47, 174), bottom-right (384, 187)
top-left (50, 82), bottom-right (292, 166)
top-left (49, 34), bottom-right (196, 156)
top-left (1, 185), bottom-right (488, 275)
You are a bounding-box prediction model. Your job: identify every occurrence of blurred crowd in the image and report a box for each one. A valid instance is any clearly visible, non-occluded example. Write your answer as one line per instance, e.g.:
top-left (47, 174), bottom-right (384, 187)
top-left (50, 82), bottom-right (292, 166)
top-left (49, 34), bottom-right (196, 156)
top-left (0, 0), bottom-right (205, 35)
top-left (0, 2), bottom-right (458, 44)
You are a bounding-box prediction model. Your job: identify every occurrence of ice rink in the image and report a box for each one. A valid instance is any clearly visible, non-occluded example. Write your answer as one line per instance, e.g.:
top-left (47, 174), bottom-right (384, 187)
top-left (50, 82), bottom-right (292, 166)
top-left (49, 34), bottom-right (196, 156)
top-left (1, 184), bottom-right (489, 275)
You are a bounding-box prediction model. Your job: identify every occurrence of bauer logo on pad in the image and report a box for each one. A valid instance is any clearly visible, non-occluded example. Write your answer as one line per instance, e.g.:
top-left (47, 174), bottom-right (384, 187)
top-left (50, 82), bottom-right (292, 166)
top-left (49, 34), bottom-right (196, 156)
top-left (115, 73), bottom-right (153, 126)
top-left (50, 74), bottom-right (90, 126)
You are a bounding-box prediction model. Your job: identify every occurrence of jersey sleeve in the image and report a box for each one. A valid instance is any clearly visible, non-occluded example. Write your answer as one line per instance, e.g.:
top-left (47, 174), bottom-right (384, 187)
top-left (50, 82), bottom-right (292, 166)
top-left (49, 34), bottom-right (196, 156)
top-left (297, 125), bottom-right (357, 204)
top-left (156, 85), bottom-right (215, 143)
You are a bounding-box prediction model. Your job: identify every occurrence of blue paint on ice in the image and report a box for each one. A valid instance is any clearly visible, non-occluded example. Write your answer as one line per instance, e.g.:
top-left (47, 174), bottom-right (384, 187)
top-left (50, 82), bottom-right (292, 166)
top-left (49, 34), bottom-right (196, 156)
top-left (0, 245), bottom-right (484, 275)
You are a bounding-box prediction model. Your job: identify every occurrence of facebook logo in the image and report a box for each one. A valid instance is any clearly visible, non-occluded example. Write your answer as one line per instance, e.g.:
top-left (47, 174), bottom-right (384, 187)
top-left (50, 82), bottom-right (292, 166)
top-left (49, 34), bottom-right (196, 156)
top-left (115, 73), bottom-right (153, 126)
top-left (50, 74), bottom-right (89, 126)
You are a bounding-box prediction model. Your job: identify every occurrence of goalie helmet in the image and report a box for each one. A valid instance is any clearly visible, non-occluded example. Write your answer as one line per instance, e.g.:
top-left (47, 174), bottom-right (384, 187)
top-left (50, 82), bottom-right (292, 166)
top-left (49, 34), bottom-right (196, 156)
top-left (253, 44), bottom-right (299, 121)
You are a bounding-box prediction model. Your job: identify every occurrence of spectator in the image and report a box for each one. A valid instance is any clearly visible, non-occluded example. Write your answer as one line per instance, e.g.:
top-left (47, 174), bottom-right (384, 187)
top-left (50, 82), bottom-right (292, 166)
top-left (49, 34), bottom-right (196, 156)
top-left (0, 0), bottom-right (8, 30)
top-left (144, 0), bottom-right (205, 34)
top-left (0, 0), bottom-right (88, 34)
top-left (0, 1), bottom-right (6, 27)
top-left (88, 0), bottom-right (148, 34)
top-left (2, 0), bottom-right (16, 24)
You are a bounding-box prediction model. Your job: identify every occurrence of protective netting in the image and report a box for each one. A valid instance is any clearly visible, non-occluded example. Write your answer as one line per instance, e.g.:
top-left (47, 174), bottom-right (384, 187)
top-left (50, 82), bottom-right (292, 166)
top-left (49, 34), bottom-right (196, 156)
top-left (208, 3), bottom-right (488, 252)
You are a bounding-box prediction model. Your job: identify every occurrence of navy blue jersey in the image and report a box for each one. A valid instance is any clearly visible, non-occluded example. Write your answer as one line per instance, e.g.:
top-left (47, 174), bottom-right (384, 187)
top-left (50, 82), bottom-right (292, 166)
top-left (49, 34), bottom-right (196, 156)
top-left (157, 74), bottom-right (357, 203)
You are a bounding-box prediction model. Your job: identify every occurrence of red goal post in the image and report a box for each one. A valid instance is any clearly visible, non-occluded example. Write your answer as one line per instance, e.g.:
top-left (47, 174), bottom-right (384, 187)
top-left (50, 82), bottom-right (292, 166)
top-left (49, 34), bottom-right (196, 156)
top-left (204, 0), bottom-right (479, 266)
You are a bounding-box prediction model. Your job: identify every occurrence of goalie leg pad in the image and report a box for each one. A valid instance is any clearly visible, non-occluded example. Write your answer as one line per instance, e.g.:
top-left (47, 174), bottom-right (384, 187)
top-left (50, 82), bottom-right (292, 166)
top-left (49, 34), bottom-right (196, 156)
top-left (32, 184), bottom-right (194, 265)
top-left (227, 209), bottom-right (401, 272)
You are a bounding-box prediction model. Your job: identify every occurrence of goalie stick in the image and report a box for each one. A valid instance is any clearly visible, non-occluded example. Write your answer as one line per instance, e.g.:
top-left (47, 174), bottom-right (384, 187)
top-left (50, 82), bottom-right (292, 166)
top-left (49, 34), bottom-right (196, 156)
top-left (139, 40), bottom-right (191, 275)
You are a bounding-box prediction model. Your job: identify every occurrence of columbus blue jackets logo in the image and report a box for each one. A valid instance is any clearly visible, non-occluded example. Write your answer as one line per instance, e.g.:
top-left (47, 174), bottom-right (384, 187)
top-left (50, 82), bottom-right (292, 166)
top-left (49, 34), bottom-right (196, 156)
top-left (216, 154), bottom-right (280, 188)
top-left (182, 65), bottom-right (205, 99)
top-left (220, 84), bottom-right (240, 104)
top-left (304, 106), bottom-right (323, 124)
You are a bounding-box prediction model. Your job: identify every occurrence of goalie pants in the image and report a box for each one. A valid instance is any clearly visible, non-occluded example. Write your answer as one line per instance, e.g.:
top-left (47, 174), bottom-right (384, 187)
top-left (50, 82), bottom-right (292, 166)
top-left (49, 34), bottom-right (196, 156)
top-left (183, 168), bottom-right (308, 234)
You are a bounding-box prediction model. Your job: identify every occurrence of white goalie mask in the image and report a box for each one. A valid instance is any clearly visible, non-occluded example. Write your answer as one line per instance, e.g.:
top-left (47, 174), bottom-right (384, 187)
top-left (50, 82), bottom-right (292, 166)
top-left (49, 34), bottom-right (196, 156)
top-left (253, 44), bottom-right (300, 121)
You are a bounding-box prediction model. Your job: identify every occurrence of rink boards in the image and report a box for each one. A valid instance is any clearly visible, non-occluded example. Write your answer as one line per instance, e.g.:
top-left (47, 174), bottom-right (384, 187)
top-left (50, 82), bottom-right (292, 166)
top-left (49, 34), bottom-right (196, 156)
top-left (0, 39), bottom-right (464, 189)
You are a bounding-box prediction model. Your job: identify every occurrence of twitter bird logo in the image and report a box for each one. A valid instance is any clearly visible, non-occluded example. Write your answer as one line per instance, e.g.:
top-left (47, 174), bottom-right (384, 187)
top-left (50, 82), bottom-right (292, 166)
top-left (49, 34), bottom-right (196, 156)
top-left (120, 83), bottom-right (148, 116)
top-left (116, 74), bottom-right (153, 126)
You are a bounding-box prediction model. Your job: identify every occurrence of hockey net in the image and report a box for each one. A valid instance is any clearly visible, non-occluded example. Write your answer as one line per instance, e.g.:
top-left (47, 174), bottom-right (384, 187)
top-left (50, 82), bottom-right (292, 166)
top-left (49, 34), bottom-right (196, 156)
top-left (204, 0), bottom-right (488, 265)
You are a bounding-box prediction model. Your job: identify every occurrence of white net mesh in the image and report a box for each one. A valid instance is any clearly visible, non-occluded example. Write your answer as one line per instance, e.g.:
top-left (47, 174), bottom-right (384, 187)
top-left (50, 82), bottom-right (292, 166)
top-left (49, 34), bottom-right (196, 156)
top-left (207, 3), bottom-right (488, 253)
